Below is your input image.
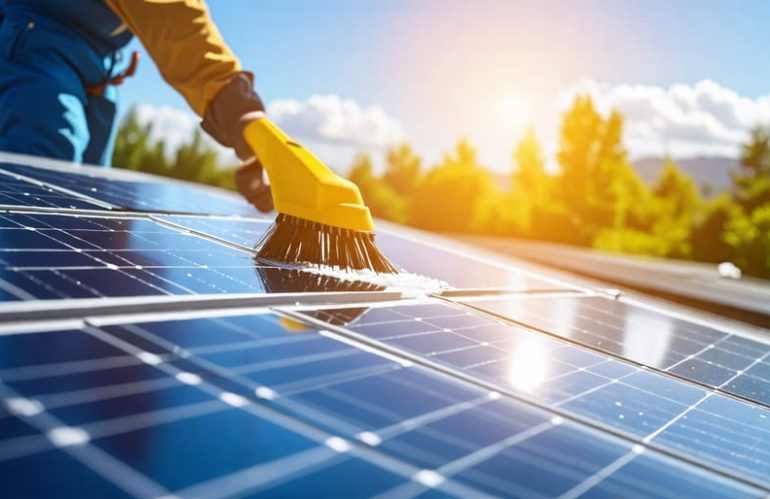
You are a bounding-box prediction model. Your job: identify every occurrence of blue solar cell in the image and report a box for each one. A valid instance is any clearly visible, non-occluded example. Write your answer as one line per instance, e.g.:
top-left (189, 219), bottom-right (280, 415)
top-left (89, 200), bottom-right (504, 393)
top-left (3, 362), bottom-right (170, 399)
top-left (0, 412), bottom-right (38, 441)
top-left (587, 452), bottom-right (761, 499)
top-left (49, 384), bottom-right (213, 426)
top-left (93, 407), bottom-right (318, 491)
top-left (455, 423), bottom-right (623, 497)
top-left (0, 450), bottom-right (133, 499)
top-left (0, 329), bottom-right (125, 370)
top-left (261, 458), bottom-right (406, 498)
top-left (160, 215), bottom-right (271, 248)
top-left (0, 162), bottom-right (257, 216)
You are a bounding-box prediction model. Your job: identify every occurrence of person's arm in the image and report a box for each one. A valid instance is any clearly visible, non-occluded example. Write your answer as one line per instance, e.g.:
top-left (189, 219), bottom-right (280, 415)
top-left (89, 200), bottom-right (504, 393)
top-left (105, 0), bottom-right (272, 211)
top-left (105, 0), bottom-right (243, 116)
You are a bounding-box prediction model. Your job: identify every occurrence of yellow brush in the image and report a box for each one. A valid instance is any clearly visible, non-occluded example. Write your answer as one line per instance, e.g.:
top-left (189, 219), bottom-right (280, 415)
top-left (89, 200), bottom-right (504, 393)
top-left (243, 114), bottom-right (397, 273)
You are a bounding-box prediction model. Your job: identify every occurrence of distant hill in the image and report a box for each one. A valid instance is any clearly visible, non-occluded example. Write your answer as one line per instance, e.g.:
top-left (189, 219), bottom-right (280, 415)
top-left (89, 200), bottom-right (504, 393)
top-left (499, 156), bottom-right (738, 197)
top-left (633, 156), bottom-right (738, 196)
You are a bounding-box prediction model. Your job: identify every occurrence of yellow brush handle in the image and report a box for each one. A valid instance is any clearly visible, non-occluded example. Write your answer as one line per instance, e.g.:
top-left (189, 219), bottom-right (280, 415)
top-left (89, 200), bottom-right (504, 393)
top-left (243, 115), bottom-right (375, 232)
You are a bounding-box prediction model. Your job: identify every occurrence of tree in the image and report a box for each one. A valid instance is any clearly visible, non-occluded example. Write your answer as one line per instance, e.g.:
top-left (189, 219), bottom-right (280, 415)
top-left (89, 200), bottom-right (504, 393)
top-left (170, 129), bottom-right (220, 184)
top-left (509, 128), bottom-right (551, 235)
top-left (723, 203), bottom-right (770, 278)
top-left (690, 193), bottom-right (741, 263)
top-left (112, 107), bottom-right (237, 191)
top-left (347, 153), bottom-right (406, 223)
top-left (513, 128), bottom-right (548, 199)
top-left (554, 95), bottom-right (651, 246)
top-left (382, 143), bottom-right (422, 197)
top-left (111, 108), bottom-right (169, 175)
top-left (409, 139), bottom-right (500, 233)
top-left (648, 158), bottom-right (703, 258)
top-left (734, 125), bottom-right (770, 211)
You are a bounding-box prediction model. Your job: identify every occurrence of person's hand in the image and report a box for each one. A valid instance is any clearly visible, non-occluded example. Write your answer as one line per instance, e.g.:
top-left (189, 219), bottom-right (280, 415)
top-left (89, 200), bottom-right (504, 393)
top-left (201, 73), bottom-right (274, 212)
top-left (234, 157), bottom-right (273, 212)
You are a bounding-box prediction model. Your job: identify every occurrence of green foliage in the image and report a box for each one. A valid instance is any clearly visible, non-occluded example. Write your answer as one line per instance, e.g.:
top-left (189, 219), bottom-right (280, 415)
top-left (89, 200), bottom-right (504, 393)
top-left (112, 107), bottom-right (238, 191)
top-left (508, 128), bottom-right (551, 234)
top-left (348, 153), bottom-right (407, 223)
top-left (690, 193), bottom-right (741, 263)
top-left (553, 96), bottom-right (650, 245)
top-left (382, 143), bottom-right (422, 196)
top-left (723, 203), bottom-right (770, 278)
top-left (645, 158), bottom-right (704, 258)
top-left (734, 125), bottom-right (770, 211)
top-left (409, 139), bottom-right (501, 233)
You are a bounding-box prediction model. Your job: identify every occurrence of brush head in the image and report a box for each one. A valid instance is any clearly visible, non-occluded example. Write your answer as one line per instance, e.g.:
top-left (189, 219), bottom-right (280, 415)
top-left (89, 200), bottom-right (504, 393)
top-left (256, 213), bottom-right (399, 274)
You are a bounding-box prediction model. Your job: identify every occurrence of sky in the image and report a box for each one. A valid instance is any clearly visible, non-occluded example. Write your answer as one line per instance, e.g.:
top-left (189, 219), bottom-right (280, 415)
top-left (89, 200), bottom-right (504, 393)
top-left (119, 0), bottom-right (770, 173)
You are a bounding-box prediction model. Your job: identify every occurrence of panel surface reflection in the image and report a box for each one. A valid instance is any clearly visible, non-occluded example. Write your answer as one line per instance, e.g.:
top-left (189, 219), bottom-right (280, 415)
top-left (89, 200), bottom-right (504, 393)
top-left (462, 296), bottom-right (770, 407)
top-left (304, 300), bottom-right (770, 484)
top-left (0, 162), bottom-right (257, 216)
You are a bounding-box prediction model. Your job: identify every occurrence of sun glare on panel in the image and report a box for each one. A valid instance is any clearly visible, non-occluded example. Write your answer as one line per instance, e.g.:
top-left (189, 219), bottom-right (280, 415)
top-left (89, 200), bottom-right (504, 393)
top-left (508, 338), bottom-right (548, 392)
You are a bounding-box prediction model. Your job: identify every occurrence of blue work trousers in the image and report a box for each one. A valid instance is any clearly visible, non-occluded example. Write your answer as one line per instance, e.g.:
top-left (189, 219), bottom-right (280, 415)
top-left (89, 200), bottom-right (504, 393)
top-left (0, 7), bottom-right (122, 166)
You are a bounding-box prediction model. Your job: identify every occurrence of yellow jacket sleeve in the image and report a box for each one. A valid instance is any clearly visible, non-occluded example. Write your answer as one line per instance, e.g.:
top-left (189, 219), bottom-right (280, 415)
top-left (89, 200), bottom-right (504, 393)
top-left (104, 0), bottom-right (242, 116)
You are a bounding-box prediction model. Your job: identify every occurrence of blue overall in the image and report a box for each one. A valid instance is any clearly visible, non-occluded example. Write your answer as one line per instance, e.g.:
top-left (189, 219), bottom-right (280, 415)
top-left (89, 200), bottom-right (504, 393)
top-left (0, 1), bottom-right (133, 166)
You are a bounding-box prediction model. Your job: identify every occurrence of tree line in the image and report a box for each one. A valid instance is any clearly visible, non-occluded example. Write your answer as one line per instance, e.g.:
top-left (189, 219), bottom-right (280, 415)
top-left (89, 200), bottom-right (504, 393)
top-left (113, 96), bottom-right (770, 279)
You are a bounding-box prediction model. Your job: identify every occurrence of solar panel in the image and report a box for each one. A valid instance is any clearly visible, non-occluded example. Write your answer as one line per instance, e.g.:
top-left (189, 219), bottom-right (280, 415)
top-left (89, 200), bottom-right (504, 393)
top-left (0, 310), bottom-right (761, 497)
top-left (0, 158), bottom-right (258, 216)
top-left (0, 153), bottom-right (769, 497)
top-left (456, 295), bottom-right (770, 407)
top-left (296, 299), bottom-right (770, 486)
top-left (0, 211), bottom-right (383, 301)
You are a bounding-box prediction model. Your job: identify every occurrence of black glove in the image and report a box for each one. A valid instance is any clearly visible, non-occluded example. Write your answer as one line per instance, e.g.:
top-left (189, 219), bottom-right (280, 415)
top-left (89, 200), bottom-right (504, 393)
top-left (201, 73), bottom-right (273, 212)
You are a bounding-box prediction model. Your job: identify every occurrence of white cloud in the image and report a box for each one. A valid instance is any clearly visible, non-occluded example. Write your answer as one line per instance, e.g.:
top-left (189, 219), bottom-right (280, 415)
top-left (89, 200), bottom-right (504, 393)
top-left (268, 94), bottom-right (404, 149)
top-left (558, 79), bottom-right (770, 159)
top-left (268, 94), bottom-right (405, 171)
top-left (132, 95), bottom-right (404, 172)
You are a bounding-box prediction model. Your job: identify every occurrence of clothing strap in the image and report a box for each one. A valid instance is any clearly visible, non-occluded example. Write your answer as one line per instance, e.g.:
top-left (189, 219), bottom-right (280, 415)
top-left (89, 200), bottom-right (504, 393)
top-left (85, 50), bottom-right (139, 96)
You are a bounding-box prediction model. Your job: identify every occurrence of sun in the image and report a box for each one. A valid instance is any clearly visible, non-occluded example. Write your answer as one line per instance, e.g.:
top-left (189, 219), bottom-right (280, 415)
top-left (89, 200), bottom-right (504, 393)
top-left (496, 93), bottom-right (532, 133)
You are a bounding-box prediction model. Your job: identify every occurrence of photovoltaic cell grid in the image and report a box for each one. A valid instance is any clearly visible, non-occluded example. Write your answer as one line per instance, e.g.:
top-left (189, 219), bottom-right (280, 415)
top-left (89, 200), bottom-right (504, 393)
top-left (0, 170), bottom-right (108, 211)
top-left (301, 301), bottom-right (770, 487)
top-left (0, 312), bottom-right (761, 498)
top-left (159, 215), bottom-right (572, 292)
top-left (0, 161), bottom-right (259, 216)
top-left (458, 296), bottom-right (770, 408)
top-left (0, 156), bottom-right (769, 496)
top-left (0, 211), bottom-right (380, 301)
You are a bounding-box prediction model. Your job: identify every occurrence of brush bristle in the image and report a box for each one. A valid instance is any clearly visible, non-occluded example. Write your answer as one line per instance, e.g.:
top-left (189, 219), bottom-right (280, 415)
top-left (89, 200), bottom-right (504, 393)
top-left (256, 213), bottom-right (399, 274)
